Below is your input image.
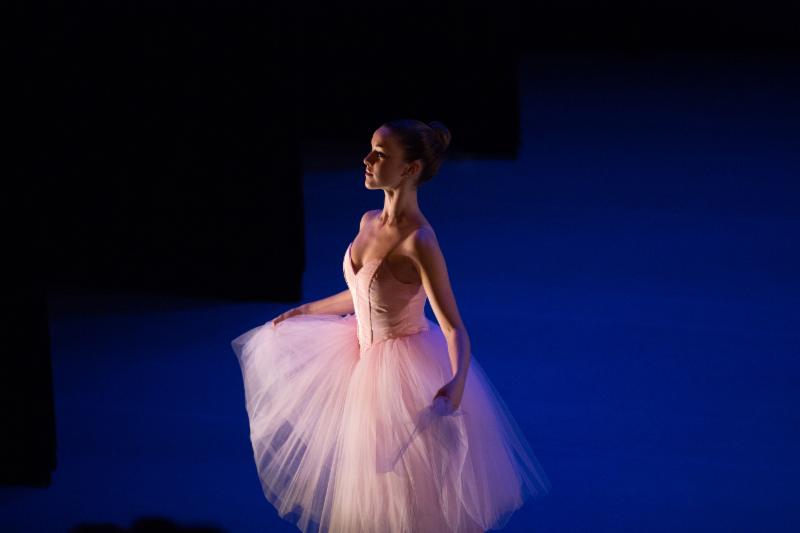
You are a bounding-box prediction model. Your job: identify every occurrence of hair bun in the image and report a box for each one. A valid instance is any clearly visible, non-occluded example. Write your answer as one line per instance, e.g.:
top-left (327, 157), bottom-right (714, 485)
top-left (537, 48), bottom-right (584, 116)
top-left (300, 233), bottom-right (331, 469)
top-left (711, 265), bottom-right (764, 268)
top-left (381, 118), bottom-right (452, 186)
top-left (428, 121), bottom-right (452, 154)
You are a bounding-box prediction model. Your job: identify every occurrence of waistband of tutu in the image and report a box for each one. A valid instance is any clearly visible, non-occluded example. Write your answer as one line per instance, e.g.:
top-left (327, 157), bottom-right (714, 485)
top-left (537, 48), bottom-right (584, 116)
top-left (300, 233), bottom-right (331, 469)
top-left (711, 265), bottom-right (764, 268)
top-left (359, 324), bottom-right (431, 354)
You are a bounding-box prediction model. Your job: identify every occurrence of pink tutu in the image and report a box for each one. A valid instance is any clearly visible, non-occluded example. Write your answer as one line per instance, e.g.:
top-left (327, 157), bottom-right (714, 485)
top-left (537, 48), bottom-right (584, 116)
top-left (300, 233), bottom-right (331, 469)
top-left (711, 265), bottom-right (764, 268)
top-left (231, 240), bottom-right (550, 532)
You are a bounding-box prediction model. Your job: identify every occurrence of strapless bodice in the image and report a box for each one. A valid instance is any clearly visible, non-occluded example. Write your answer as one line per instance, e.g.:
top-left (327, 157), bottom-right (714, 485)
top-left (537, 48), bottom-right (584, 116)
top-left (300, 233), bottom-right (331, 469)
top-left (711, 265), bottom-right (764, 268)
top-left (343, 241), bottom-right (429, 352)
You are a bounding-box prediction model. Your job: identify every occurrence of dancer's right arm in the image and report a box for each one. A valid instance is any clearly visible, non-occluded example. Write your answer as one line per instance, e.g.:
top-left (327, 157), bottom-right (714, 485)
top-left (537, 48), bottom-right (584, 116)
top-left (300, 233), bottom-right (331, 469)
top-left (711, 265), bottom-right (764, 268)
top-left (271, 289), bottom-right (354, 326)
top-left (272, 210), bottom-right (375, 327)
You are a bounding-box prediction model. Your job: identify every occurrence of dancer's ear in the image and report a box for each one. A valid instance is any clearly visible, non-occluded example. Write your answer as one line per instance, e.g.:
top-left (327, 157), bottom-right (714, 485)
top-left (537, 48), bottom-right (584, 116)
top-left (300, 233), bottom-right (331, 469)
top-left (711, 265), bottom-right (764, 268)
top-left (401, 158), bottom-right (423, 184)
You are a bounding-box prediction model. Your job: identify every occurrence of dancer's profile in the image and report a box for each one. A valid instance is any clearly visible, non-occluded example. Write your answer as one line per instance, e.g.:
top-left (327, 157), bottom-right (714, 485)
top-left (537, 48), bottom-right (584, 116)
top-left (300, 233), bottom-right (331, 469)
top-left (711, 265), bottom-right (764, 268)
top-left (232, 119), bottom-right (550, 532)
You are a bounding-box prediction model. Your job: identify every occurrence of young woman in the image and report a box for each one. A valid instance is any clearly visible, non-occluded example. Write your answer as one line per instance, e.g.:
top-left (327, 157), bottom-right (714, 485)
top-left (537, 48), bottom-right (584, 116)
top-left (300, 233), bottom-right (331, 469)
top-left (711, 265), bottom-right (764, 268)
top-left (232, 119), bottom-right (550, 532)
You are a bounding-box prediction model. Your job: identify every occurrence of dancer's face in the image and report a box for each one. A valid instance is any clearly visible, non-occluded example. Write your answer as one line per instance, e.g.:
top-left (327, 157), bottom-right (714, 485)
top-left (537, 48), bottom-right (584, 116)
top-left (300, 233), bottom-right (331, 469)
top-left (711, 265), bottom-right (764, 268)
top-left (362, 127), bottom-right (421, 190)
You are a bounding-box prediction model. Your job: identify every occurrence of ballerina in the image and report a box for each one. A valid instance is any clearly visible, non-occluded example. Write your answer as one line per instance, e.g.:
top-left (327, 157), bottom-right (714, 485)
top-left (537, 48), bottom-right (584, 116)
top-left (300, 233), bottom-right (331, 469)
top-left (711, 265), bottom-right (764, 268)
top-left (232, 119), bottom-right (550, 532)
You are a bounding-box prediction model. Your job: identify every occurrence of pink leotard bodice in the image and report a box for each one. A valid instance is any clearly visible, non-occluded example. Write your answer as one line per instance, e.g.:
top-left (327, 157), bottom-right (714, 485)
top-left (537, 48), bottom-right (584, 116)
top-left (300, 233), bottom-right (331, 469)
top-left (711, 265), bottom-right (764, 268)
top-left (343, 241), bottom-right (430, 353)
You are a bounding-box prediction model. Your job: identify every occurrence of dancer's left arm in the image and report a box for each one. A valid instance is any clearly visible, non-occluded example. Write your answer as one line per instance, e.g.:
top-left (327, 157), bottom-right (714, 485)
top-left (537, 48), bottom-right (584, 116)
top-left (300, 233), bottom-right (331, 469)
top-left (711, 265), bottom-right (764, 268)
top-left (411, 227), bottom-right (471, 410)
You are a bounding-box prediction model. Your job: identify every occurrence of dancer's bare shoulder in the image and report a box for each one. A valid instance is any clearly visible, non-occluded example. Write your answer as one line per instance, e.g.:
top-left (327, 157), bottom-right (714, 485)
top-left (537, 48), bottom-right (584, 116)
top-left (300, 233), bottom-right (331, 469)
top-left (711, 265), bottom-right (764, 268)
top-left (408, 226), bottom-right (465, 334)
top-left (405, 225), bottom-right (433, 250)
top-left (359, 209), bottom-right (382, 231)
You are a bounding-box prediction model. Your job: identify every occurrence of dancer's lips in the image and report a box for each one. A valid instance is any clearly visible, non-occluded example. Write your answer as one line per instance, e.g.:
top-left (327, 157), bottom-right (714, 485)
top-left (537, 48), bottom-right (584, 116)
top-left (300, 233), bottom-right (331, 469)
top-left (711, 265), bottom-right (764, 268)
top-left (365, 170), bottom-right (373, 176)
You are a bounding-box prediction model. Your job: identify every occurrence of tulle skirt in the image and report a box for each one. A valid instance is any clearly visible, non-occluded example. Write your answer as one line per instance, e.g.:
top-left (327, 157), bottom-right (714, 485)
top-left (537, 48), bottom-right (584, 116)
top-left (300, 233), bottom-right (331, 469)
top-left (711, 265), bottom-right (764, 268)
top-left (231, 313), bottom-right (550, 533)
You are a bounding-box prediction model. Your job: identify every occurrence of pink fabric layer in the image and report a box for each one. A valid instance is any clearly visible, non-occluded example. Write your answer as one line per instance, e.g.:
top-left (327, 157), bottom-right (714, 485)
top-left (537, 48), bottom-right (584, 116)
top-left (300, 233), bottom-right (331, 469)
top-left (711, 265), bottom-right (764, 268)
top-left (231, 240), bottom-right (550, 532)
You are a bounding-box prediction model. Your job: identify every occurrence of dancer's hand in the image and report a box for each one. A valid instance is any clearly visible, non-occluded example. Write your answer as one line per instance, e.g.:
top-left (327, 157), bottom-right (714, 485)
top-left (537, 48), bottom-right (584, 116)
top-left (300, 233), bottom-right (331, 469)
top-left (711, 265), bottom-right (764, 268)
top-left (271, 305), bottom-right (306, 327)
top-left (433, 377), bottom-right (465, 412)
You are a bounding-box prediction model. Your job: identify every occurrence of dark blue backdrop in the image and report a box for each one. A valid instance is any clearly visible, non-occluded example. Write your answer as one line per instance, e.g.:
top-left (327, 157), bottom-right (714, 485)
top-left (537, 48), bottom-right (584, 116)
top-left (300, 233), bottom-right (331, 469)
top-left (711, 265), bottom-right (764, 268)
top-left (3, 50), bottom-right (798, 532)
